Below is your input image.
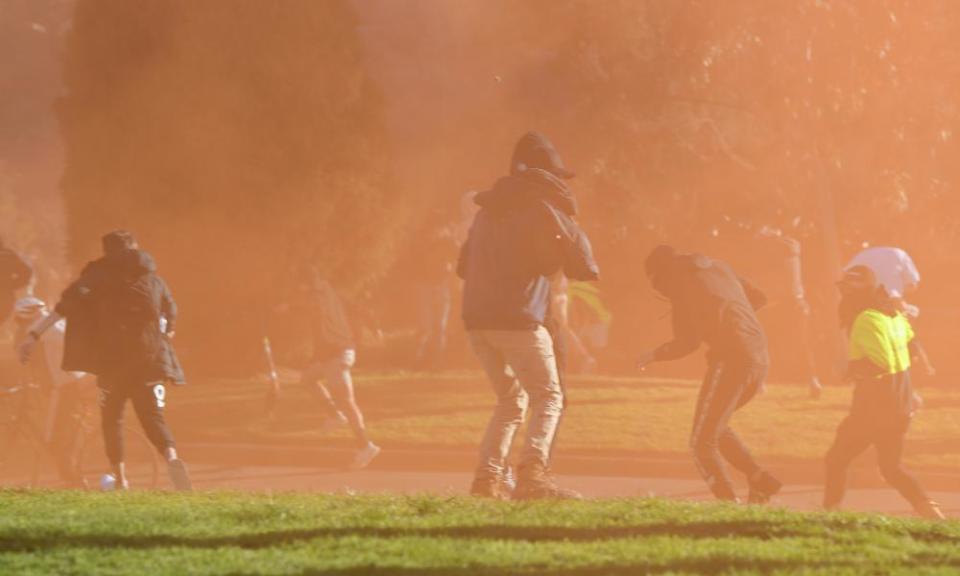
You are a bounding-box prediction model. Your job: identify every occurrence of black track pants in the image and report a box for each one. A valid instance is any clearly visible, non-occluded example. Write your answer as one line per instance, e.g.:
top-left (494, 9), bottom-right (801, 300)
top-left (690, 361), bottom-right (767, 500)
top-left (98, 377), bottom-right (176, 465)
top-left (824, 415), bottom-right (929, 509)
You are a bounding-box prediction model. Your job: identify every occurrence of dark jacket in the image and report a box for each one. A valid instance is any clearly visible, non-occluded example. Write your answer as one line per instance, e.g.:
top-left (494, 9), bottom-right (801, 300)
top-left (654, 254), bottom-right (768, 365)
top-left (55, 249), bottom-right (185, 383)
top-left (457, 168), bottom-right (599, 331)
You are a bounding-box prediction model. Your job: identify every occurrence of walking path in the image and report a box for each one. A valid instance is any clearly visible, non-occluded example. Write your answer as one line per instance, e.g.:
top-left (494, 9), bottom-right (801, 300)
top-left (5, 441), bottom-right (960, 518)
top-left (184, 463), bottom-right (960, 517)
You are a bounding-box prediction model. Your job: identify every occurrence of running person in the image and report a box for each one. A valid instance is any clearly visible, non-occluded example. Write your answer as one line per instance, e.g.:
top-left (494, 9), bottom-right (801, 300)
top-left (295, 265), bottom-right (380, 470)
top-left (19, 230), bottom-right (191, 490)
top-left (637, 245), bottom-right (781, 503)
top-left (823, 266), bottom-right (943, 518)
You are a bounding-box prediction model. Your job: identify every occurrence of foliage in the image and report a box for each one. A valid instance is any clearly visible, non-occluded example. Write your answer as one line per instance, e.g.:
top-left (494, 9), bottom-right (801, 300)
top-left (0, 180), bottom-right (37, 252)
top-left (0, 0), bottom-right (72, 277)
top-left (470, 1), bottom-right (960, 251)
top-left (59, 0), bottom-right (402, 368)
top-left (397, 0), bottom-right (960, 366)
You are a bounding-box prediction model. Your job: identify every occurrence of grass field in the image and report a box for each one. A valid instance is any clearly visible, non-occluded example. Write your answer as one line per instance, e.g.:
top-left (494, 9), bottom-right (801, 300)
top-left (1, 490), bottom-right (958, 575)
top-left (170, 370), bottom-right (960, 470)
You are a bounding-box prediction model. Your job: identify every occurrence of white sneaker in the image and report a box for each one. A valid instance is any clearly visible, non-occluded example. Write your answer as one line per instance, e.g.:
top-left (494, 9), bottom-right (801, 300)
top-left (320, 412), bottom-right (348, 434)
top-left (350, 443), bottom-right (381, 470)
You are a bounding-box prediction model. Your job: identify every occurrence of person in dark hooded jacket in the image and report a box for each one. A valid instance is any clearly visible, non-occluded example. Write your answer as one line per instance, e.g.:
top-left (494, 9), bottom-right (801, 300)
top-left (637, 245), bottom-right (781, 504)
top-left (458, 131), bottom-right (599, 500)
top-left (19, 230), bottom-right (191, 491)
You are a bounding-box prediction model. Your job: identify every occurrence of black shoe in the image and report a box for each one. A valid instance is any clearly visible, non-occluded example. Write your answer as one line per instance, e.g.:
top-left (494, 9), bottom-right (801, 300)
top-left (747, 471), bottom-right (782, 504)
top-left (513, 463), bottom-right (582, 501)
top-left (470, 476), bottom-right (511, 500)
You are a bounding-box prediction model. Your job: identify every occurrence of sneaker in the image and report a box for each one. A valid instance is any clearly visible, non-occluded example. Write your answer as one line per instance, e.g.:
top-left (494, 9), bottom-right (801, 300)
top-left (747, 470), bottom-right (782, 504)
top-left (320, 412), bottom-right (349, 434)
top-left (512, 462), bottom-right (582, 500)
top-left (350, 442), bottom-right (381, 470)
top-left (808, 378), bottom-right (823, 400)
top-left (99, 473), bottom-right (127, 492)
top-left (915, 500), bottom-right (947, 520)
top-left (167, 458), bottom-right (193, 491)
top-left (503, 465), bottom-right (517, 492)
top-left (469, 476), bottom-right (511, 500)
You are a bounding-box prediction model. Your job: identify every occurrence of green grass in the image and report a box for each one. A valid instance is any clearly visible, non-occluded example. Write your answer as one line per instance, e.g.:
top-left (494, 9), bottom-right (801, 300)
top-left (0, 491), bottom-right (958, 575)
top-left (170, 371), bottom-right (960, 470)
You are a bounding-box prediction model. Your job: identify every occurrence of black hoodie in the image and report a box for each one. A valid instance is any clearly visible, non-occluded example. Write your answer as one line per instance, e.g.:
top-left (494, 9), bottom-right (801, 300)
top-left (652, 254), bottom-right (769, 365)
top-left (457, 168), bottom-right (599, 331)
top-left (56, 249), bottom-right (184, 383)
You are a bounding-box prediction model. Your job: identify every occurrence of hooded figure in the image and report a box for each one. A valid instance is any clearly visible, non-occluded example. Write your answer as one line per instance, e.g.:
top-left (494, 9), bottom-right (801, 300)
top-left (20, 230), bottom-right (191, 491)
top-left (56, 234), bottom-right (183, 383)
top-left (643, 245), bottom-right (767, 365)
top-left (458, 133), bottom-right (597, 331)
top-left (458, 132), bottom-right (598, 501)
top-left (638, 244), bottom-right (780, 504)
top-left (510, 131), bottom-right (576, 180)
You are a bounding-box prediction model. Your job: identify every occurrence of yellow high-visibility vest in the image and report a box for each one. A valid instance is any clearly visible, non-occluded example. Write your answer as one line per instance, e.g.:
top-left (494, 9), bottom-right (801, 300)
top-left (848, 309), bottom-right (913, 374)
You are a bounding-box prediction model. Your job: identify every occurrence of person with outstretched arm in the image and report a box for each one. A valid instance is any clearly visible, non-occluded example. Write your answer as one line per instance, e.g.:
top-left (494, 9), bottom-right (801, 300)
top-left (636, 245), bottom-right (781, 503)
top-left (18, 230), bottom-right (191, 491)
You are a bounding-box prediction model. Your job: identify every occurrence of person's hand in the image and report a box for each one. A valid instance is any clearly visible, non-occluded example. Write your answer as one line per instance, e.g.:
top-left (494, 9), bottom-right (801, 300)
top-left (636, 350), bottom-right (656, 371)
top-left (17, 338), bottom-right (36, 365)
top-left (165, 331), bottom-right (176, 340)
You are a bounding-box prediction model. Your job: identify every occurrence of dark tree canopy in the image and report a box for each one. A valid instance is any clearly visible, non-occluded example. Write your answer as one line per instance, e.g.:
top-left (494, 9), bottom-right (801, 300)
top-left (60, 0), bottom-right (401, 369)
top-left (57, 0), bottom-right (960, 373)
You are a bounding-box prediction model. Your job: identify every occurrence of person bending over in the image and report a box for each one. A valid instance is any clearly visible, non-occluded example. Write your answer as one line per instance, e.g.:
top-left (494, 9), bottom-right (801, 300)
top-left (637, 245), bottom-right (781, 504)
